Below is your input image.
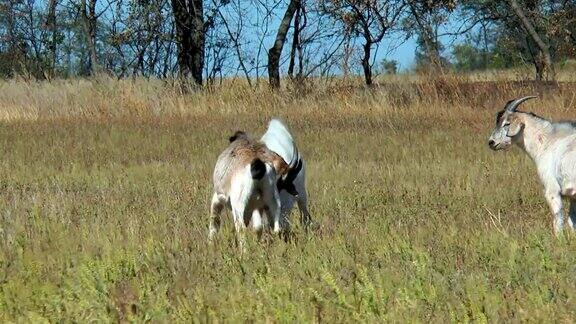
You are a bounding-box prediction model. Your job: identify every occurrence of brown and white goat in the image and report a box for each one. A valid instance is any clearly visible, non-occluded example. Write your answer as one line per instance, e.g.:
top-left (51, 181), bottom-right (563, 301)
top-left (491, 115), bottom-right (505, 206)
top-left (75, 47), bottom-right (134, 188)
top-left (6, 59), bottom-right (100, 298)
top-left (209, 131), bottom-right (291, 248)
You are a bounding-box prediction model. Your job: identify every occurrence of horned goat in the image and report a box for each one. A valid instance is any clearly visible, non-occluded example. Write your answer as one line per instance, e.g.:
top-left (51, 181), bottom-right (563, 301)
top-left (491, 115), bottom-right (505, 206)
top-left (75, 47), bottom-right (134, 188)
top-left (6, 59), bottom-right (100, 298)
top-left (488, 96), bottom-right (576, 235)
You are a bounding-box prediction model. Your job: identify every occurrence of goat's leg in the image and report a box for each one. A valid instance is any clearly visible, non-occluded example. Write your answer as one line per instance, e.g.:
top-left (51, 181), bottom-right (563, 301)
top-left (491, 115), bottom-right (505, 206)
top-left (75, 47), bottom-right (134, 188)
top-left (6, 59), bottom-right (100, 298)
top-left (545, 190), bottom-right (565, 235)
top-left (568, 199), bottom-right (576, 231)
top-left (271, 197), bottom-right (282, 234)
top-left (229, 179), bottom-right (255, 252)
top-left (296, 190), bottom-right (313, 230)
top-left (252, 209), bottom-right (264, 240)
top-left (279, 191), bottom-right (295, 222)
top-left (232, 206), bottom-right (247, 252)
top-left (208, 192), bottom-right (225, 241)
top-left (254, 208), bottom-right (273, 241)
top-left (270, 192), bottom-right (290, 241)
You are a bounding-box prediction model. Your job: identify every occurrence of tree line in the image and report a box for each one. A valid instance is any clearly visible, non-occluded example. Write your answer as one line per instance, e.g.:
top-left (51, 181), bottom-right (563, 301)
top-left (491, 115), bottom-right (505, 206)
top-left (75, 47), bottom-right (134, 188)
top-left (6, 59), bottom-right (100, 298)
top-left (0, 0), bottom-right (574, 87)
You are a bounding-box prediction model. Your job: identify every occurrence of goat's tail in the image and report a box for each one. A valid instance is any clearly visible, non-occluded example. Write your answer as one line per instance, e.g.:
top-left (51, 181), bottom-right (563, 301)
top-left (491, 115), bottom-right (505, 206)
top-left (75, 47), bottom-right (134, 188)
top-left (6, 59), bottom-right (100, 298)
top-left (250, 158), bottom-right (266, 180)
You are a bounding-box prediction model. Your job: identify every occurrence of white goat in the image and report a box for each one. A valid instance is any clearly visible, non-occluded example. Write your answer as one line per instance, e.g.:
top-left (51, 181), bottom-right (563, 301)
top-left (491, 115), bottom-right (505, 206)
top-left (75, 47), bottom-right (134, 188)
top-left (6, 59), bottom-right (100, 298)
top-left (261, 119), bottom-right (313, 230)
top-left (488, 96), bottom-right (576, 235)
top-left (209, 131), bottom-right (290, 248)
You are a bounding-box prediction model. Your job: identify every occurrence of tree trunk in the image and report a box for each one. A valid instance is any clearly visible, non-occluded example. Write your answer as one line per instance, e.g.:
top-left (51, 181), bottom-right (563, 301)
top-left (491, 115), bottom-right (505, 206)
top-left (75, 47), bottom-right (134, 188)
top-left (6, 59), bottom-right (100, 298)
top-left (509, 0), bottom-right (555, 81)
top-left (361, 40), bottom-right (372, 86)
top-left (287, 5), bottom-right (301, 79)
top-left (190, 0), bottom-right (204, 85)
top-left (268, 0), bottom-right (300, 89)
top-left (162, 26), bottom-right (175, 77)
top-left (171, 0), bottom-right (192, 78)
top-left (46, 0), bottom-right (58, 77)
top-left (80, 0), bottom-right (98, 76)
top-left (342, 36), bottom-right (352, 78)
top-left (171, 0), bottom-right (204, 86)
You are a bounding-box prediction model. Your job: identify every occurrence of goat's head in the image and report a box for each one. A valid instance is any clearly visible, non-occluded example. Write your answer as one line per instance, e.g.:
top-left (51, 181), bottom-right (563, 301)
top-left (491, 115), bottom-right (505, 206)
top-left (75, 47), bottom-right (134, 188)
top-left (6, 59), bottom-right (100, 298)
top-left (488, 96), bottom-right (537, 150)
top-left (277, 159), bottom-right (303, 197)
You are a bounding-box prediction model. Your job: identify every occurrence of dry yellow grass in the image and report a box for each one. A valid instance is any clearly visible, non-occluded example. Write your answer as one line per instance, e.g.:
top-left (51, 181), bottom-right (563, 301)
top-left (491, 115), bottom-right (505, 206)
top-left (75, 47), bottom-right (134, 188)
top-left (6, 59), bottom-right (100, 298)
top-left (1, 74), bottom-right (576, 321)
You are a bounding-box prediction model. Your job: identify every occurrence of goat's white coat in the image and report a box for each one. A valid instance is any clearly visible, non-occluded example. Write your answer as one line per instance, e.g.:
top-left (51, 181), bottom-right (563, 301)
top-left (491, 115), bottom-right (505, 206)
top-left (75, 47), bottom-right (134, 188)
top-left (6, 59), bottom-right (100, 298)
top-left (260, 119), bottom-right (312, 228)
top-left (209, 140), bottom-right (284, 249)
top-left (489, 106), bottom-right (576, 234)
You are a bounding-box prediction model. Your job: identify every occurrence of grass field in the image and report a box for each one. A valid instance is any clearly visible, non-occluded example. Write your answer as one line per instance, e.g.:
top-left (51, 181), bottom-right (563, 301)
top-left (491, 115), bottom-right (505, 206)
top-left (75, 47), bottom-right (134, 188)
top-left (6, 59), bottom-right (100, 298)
top-left (1, 76), bottom-right (576, 322)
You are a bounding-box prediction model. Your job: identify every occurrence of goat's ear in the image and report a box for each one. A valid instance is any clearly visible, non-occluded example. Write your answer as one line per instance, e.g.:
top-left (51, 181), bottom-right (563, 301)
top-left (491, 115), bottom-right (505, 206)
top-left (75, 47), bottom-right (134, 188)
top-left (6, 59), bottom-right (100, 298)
top-left (277, 179), bottom-right (299, 197)
top-left (276, 159), bottom-right (302, 197)
top-left (506, 117), bottom-right (524, 137)
top-left (229, 131), bottom-right (246, 142)
top-left (285, 159), bottom-right (302, 183)
top-left (284, 182), bottom-right (299, 197)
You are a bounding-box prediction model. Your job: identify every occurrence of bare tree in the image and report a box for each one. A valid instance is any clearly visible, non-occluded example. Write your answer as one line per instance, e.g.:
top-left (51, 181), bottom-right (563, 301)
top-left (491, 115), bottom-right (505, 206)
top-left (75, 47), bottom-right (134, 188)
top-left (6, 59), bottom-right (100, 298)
top-left (509, 0), bottom-right (555, 81)
top-left (213, 0), bottom-right (253, 86)
top-left (79, 0), bottom-right (99, 75)
top-left (46, 0), bottom-right (58, 77)
top-left (405, 0), bottom-right (454, 72)
top-left (457, 0), bottom-right (564, 81)
top-left (171, 0), bottom-right (205, 85)
top-left (268, 0), bottom-right (300, 89)
top-left (322, 0), bottom-right (405, 86)
top-left (287, 0), bottom-right (304, 80)
top-left (0, 0), bottom-right (574, 82)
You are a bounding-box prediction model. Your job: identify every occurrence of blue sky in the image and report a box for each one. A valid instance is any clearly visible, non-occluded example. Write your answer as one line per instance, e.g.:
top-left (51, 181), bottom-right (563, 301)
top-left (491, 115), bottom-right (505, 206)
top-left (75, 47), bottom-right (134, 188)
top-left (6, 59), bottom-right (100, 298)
top-left (369, 16), bottom-right (469, 71)
top-left (378, 37), bottom-right (418, 71)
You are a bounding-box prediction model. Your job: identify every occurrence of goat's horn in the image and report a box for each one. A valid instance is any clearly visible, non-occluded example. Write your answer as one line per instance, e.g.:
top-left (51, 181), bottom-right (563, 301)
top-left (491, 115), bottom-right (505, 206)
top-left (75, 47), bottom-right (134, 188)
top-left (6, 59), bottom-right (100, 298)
top-left (506, 96), bottom-right (538, 112)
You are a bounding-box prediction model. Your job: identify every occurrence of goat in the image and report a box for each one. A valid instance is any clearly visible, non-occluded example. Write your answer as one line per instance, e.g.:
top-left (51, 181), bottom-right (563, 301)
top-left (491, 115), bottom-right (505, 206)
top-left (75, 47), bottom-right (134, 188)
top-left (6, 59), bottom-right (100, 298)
top-left (209, 130), bottom-right (291, 248)
top-left (488, 96), bottom-right (576, 235)
top-left (261, 119), bottom-right (313, 230)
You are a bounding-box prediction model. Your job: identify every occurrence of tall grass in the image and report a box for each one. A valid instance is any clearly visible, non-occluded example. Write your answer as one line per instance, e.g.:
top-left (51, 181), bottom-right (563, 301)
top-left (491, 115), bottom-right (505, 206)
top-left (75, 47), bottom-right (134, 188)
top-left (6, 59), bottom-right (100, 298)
top-left (1, 74), bottom-right (576, 321)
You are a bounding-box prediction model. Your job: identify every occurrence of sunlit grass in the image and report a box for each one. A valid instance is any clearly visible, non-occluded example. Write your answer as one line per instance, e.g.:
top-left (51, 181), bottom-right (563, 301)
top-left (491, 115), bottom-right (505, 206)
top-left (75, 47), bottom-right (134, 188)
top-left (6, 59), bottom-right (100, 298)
top-left (1, 74), bottom-right (576, 321)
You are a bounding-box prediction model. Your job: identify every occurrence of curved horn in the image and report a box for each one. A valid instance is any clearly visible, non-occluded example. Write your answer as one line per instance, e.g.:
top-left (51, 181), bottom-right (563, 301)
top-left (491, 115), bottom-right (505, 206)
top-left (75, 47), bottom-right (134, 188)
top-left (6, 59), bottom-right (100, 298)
top-left (505, 96), bottom-right (538, 112)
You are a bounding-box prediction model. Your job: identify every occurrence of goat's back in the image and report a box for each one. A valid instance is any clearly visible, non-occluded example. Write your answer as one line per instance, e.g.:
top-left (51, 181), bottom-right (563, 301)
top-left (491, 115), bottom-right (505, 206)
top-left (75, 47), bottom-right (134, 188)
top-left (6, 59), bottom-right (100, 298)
top-left (213, 137), bottom-right (288, 195)
top-left (261, 119), bottom-right (299, 167)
